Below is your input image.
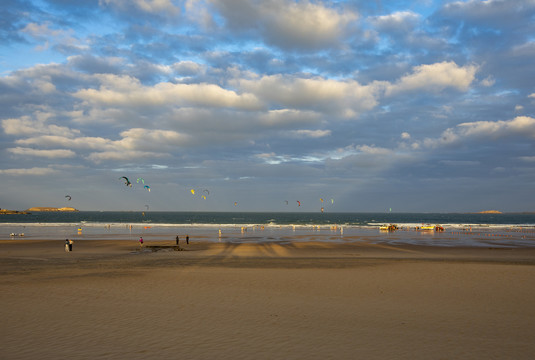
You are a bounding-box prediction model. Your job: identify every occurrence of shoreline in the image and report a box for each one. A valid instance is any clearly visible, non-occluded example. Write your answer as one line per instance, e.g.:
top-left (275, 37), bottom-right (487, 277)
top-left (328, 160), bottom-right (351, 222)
top-left (2, 222), bottom-right (535, 248)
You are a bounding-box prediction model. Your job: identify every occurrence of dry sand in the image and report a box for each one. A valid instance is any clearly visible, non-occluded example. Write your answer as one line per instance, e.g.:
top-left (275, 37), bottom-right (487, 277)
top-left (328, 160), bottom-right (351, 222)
top-left (1, 239), bottom-right (535, 359)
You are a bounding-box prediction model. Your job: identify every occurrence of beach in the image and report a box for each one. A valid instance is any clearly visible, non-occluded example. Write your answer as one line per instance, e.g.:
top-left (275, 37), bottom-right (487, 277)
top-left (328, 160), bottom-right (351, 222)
top-left (1, 235), bottom-right (535, 359)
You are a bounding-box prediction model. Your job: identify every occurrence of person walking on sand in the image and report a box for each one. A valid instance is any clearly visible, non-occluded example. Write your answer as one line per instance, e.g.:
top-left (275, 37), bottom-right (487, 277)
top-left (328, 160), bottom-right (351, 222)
top-left (176, 235), bottom-right (179, 245)
top-left (65, 239), bottom-right (70, 252)
top-left (139, 236), bottom-right (144, 247)
top-left (68, 239), bottom-right (74, 251)
top-left (186, 235), bottom-right (189, 245)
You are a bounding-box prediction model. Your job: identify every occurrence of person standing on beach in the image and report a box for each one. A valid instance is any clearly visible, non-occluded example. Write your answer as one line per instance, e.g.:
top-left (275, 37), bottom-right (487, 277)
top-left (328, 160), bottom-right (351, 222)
top-left (186, 235), bottom-right (189, 245)
top-left (68, 239), bottom-right (74, 251)
top-left (139, 236), bottom-right (144, 247)
top-left (65, 239), bottom-right (70, 252)
top-left (176, 235), bottom-right (179, 245)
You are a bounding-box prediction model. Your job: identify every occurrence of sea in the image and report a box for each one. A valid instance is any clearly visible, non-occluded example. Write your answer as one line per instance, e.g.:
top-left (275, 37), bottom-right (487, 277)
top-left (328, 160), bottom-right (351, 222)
top-left (2, 211), bottom-right (535, 247)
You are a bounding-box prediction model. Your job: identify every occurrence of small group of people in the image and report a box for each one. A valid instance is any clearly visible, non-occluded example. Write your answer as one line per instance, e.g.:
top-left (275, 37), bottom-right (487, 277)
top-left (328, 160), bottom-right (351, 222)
top-left (175, 235), bottom-right (189, 245)
top-left (138, 235), bottom-right (190, 247)
top-left (138, 235), bottom-right (189, 247)
top-left (64, 239), bottom-right (74, 252)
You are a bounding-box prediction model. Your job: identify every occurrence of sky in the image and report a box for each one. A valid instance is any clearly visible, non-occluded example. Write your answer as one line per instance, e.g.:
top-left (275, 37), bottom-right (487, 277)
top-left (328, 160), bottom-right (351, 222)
top-left (1, 0), bottom-right (535, 213)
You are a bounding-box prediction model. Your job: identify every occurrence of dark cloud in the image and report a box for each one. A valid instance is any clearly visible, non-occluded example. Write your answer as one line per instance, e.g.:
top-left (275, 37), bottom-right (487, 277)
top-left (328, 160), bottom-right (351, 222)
top-left (68, 54), bottom-right (125, 74)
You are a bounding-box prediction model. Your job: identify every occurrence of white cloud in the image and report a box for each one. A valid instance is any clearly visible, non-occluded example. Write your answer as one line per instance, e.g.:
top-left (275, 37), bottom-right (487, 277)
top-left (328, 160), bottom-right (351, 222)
top-left (255, 152), bottom-right (276, 159)
top-left (210, 0), bottom-right (359, 50)
top-left (20, 22), bottom-right (78, 52)
top-left (118, 128), bottom-right (191, 151)
top-left (420, 116), bottom-right (535, 149)
top-left (254, 152), bottom-right (286, 164)
top-left (32, 78), bottom-right (56, 93)
top-left (330, 144), bottom-right (392, 160)
top-left (356, 144), bottom-right (393, 156)
top-left (74, 74), bottom-right (263, 110)
top-left (519, 156), bottom-right (535, 162)
top-left (0, 167), bottom-right (59, 176)
top-left (21, 22), bottom-right (65, 41)
top-left (325, 144), bottom-right (419, 172)
top-left (15, 127), bottom-right (190, 158)
top-left (258, 109), bottom-right (321, 127)
top-left (2, 114), bottom-right (80, 137)
top-left (86, 150), bottom-right (168, 163)
top-left (231, 62), bottom-right (477, 120)
top-left (385, 61), bottom-right (478, 96)
top-left (254, 152), bottom-right (324, 165)
top-left (285, 129), bottom-right (331, 139)
top-left (239, 75), bottom-right (378, 118)
top-left (7, 147), bottom-right (76, 158)
top-left (261, 0), bottom-right (358, 50)
top-left (2, 63), bottom-right (91, 93)
top-left (16, 135), bottom-right (113, 150)
top-left (457, 116), bottom-right (535, 139)
top-left (371, 11), bottom-right (420, 32)
top-left (480, 76), bottom-right (495, 87)
top-left (172, 61), bottom-right (205, 76)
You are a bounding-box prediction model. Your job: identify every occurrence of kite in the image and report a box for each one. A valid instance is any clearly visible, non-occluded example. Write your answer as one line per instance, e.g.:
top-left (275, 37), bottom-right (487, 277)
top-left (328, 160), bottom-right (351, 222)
top-left (297, 200), bottom-right (301, 207)
top-left (137, 178), bottom-right (145, 184)
top-left (234, 202), bottom-right (238, 206)
top-left (65, 195), bottom-right (71, 201)
top-left (191, 188), bottom-right (209, 198)
top-left (144, 185), bottom-right (151, 192)
top-left (320, 198), bottom-right (324, 203)
top-left (120, 176), bottom-right (132, 187)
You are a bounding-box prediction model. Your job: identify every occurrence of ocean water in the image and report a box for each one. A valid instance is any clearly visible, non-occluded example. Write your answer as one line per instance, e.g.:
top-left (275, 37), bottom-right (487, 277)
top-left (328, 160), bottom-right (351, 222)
top-left (2, 211), bottom-right (535, 247)
top-left (2, 211), bottom-right (535, 227)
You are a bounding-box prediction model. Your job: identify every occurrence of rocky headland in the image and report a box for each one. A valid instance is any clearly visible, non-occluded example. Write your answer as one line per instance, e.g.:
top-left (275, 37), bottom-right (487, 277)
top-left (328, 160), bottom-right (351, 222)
top-left (0, 209), bottom-right (30, 214)
top-left (25, 207), bottom-right (79, 212)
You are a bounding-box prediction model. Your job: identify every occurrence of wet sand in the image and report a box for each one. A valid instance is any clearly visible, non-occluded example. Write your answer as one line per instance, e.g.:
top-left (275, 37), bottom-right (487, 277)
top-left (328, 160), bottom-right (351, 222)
top-left (1, 238), bottom-right (535, 359)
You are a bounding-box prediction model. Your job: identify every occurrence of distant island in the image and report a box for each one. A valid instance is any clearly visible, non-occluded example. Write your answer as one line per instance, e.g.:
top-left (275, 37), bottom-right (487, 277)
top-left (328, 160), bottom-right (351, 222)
top-left (0, 209), bottom-right (30, 214)
top-left (476, 210), bottom-right (502, 214)
top-left (26, 207), bottom-right (79, 212)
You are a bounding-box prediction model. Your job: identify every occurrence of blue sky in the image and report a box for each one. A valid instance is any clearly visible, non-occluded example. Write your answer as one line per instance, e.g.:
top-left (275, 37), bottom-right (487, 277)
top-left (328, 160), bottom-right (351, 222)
top-left (1, 0), bottom-right (535, 212)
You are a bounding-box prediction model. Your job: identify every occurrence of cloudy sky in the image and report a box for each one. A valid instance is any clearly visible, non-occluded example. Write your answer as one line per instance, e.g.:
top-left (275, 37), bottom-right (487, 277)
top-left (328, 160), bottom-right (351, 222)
top-left (1, 0), bottom-right (534, 212)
